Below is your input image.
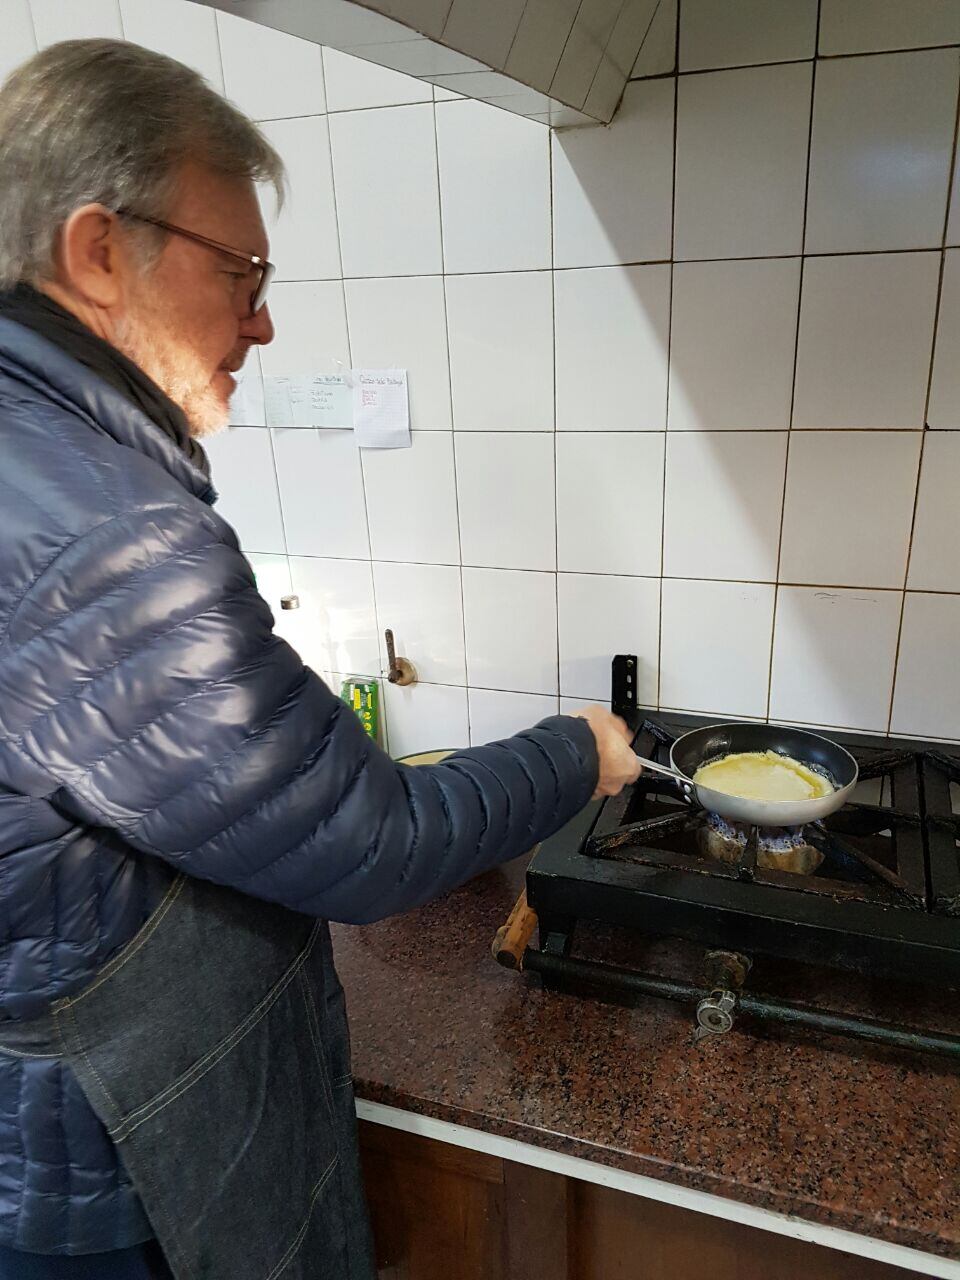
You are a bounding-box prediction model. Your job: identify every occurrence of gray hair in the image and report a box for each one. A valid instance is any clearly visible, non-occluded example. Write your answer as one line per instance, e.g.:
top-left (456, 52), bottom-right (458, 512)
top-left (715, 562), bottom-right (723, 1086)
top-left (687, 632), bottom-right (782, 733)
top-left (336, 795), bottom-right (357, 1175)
top-left (0, 39), bottom-right (285, 288)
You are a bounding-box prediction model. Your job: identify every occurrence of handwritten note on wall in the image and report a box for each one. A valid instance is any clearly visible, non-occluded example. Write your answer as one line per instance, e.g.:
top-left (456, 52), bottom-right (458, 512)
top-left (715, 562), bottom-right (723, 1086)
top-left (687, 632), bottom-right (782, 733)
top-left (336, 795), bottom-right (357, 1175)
top-left (263, 374), bottom-right (353, 428)
top-left (229, 367), bottom-right (411, 448)
top-left (352, 370), bottom-right (410, 449)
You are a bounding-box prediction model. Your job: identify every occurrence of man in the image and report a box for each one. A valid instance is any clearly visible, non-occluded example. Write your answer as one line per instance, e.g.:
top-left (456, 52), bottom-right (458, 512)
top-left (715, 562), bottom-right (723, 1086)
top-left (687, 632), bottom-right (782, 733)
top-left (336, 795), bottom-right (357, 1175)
top-left (0, 39), bottom-right (640, 1280)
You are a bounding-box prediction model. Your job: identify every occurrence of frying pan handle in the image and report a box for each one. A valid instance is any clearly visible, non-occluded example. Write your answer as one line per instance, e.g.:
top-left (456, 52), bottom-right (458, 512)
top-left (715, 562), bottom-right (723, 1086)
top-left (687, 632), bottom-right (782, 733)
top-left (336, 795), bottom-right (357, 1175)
top-left (635, 754), bottom-right (696, 803)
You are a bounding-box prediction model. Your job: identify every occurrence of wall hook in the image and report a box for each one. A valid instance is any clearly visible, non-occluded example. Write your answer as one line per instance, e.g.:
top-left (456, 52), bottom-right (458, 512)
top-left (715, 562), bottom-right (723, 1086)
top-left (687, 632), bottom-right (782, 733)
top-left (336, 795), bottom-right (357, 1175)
top-left (385, 629), bottom-right (417, 686)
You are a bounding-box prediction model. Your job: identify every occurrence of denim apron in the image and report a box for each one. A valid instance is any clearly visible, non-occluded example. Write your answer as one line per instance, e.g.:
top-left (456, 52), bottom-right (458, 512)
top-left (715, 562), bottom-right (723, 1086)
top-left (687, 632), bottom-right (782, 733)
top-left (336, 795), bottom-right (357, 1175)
top-left (0, 873), bottom-right (377, 1280)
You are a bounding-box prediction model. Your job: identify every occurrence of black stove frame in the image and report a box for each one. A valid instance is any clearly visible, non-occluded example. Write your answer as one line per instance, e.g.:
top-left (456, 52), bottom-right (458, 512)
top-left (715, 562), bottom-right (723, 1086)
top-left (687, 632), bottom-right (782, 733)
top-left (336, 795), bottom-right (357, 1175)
top-left (521, 658), bottom-right (960, 1057)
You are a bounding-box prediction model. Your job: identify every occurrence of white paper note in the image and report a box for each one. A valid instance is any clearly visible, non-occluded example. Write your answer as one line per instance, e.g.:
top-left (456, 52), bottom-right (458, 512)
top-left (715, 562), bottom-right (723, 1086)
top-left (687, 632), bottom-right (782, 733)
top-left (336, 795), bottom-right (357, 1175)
top-left (263, 373), bottom-right (353, 428)
top-left (228, 367), bottom-right (266, 426)
top-left (352, 369), bottom-right (411, 449)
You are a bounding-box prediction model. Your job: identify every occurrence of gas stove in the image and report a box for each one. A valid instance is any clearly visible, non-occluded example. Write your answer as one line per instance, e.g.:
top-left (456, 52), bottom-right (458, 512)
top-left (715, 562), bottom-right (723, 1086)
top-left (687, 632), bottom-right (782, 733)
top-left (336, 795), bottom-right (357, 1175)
top-left (502, 659), bottom-right (960, 1059)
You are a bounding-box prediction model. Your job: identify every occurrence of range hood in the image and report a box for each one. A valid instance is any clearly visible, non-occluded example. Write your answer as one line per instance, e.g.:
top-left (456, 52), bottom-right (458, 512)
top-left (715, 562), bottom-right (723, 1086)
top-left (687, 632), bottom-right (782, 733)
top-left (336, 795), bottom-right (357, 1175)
top-left (196, 0), bottom-right (663, 126)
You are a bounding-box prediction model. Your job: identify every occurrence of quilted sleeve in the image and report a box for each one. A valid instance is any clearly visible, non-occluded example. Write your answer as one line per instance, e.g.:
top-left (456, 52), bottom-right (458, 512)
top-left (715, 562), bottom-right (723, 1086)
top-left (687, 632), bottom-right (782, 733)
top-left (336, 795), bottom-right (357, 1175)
top-left (0, 502), bottom-right (598, 923)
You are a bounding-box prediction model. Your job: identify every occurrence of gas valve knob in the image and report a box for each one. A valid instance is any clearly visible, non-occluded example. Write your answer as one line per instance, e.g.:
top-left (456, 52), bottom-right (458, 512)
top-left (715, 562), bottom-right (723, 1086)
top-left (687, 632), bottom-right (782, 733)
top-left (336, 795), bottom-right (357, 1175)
top-left (694, 989), bottom-right (737, 1040)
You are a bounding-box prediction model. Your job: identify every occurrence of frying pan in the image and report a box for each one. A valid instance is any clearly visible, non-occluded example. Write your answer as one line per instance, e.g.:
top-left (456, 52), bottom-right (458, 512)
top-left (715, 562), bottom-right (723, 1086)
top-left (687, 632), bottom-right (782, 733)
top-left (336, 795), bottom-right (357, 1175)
top-left (635, 722), bottom-right (859, 828)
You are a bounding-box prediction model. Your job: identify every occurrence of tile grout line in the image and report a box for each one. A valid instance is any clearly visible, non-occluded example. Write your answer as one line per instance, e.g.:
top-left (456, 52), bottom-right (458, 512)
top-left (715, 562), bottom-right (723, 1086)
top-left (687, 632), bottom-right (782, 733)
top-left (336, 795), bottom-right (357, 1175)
top-left (268, 244), bottom-right (956, 290)
top-left (320, 44), bottom-right (389, 747)
top-left (498, 0), bottom-right (534, 76)
top-left (579, 0), bottom-right (634, 120)
top-left (546, 0), bottom-right (590, 108)
top-left (885, 59), bottom-right (960, 735)
top-left (209, 5), bottom-right (227, 96)
top-left (25, 0), bottom-right (40, 49)
top-left (766, 0), bottom-right (820, 726)
top-left (643, 40), bottom-right (960, 81)
top-left (432, 90), bottom-right (472, 745)
top-left (656, 29), bottom-right (680, 716)
top-left (275, 670), bottom-right (960, 742)
top-left (549, 121), bottom-right (562, 711)
top-left (240, 545), bottom-right (960, 596)
top-left (252, 427), bottom-right (942, 437)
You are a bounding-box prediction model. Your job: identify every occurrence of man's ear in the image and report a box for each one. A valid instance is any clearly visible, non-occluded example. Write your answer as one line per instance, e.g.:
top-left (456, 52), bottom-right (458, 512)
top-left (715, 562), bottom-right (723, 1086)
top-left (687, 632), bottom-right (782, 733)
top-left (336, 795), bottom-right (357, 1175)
top-left (56, 204), bottom-right (127, 308)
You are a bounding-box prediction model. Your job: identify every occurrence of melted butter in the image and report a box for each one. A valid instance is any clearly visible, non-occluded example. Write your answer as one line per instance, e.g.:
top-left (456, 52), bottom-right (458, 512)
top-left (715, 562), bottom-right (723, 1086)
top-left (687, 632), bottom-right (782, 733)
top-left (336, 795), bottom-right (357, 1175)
top-left (693, 750), bottom-right (834, 803)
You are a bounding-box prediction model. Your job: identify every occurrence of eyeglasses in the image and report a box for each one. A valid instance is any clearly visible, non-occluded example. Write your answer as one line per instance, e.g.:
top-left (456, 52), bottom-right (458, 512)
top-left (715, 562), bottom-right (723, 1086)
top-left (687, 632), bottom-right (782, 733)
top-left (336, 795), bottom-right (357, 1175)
top-left (115, 208), bottom-right (275, 316)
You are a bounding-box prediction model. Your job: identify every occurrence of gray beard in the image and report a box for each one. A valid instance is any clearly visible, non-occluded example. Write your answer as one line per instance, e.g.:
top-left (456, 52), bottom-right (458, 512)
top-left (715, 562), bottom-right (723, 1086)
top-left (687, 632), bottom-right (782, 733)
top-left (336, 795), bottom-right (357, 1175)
top-left (114, 309), bottom-right (231, 439)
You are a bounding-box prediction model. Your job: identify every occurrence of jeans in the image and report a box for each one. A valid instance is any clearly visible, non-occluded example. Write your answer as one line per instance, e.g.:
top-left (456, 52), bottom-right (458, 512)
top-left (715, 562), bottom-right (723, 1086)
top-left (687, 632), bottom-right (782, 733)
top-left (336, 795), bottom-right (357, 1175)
top-left (0, 1242), bottom-right (171, 1279)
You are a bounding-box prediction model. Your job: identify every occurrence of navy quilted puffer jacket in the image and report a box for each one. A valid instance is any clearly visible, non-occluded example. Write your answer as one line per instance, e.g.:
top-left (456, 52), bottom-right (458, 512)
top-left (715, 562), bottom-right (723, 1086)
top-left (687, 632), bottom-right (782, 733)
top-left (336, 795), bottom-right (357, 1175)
top-left (0, 316), bottom-right (599, 1255)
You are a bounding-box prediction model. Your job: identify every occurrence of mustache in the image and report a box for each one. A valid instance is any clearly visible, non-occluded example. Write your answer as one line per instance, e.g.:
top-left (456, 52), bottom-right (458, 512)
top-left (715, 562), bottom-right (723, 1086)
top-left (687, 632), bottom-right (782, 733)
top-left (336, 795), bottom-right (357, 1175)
top-left (219, 347), bottom-right (251, 375)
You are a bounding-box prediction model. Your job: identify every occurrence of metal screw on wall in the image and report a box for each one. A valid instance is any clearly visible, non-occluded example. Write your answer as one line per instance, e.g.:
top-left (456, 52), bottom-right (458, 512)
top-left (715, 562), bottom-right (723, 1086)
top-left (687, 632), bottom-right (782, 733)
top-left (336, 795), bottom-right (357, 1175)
top-left (384, 629), bottom-right (417, 686)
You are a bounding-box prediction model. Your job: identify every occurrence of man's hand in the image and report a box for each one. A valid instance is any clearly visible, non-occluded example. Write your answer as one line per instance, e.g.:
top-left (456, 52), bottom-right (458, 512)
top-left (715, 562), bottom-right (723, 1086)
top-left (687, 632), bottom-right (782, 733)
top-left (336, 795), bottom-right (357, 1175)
top-left (572, 706), bottom-right (643, 799)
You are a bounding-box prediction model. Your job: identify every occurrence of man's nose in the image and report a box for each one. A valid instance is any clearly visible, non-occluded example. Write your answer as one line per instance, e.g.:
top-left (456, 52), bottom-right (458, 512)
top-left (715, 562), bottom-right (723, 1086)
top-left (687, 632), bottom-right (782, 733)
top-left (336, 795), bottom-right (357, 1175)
top-left (242, 303), bottom-right (274, 346)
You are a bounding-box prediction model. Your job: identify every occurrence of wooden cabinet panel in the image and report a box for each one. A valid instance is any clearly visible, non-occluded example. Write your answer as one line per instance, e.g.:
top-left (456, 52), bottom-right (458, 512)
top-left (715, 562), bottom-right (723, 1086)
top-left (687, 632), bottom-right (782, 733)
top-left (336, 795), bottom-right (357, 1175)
top-left (569, 1181), bottom-right (918, 1280)
top-left (359, 1121), bottom-right (921, 1280)
top-left (359, 1123), bottom-right (505, 1280)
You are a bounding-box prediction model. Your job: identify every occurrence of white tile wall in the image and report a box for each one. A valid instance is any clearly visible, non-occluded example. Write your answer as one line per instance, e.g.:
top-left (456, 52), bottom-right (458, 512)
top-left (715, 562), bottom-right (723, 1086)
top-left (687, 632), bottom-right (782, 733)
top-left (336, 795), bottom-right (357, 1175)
top-left (674, 62), bottom-right (812, 260)
top-left (462, 567), bottom-right (557, 693)
top-left (329, 104), bottom-right (442, 278)
top-left (556, 432), bottom-right (664, 576)
top-left (455, 433), bottom-right (556, 570)
top-left (259, 282), bottom-right (350, 377)
top-left (31, 0), bottom-right (122, 44)
top-left (631, 0), bottom-right (677, 78)
top-left (778, 432), bottom-right (922, 589)
top-left (203, 428), bottom-right (286, 553)
top-left (928, 249), bottom-right (960, 429)
top-left (663, 433), bottom-right (787, 581)
top-left (949, 141), bottom-right (960, 245)
top-left (15, 1), bottom-right (960, 747)
top-left (679, 0), bottom-right (817, 71)
top-left (436, 99), bottom-right (551, 273)
top-left (804, 50), bottom-right (957, 255)
top-left (372, 561), bottom-right (465, 685)
top-left (769, 587), bottom-right (902, 732)
top-left (668, 258), bottom-right (800, 431)
top-left (119, 0), bottom-right (223, 89)
top-left (552, 78), bottom-right (674, 269)
top-left (217, 11), bottom-right (327, 119)
top-left (792, 253), bottom-right (941, 430)
top-left (908, 434), bottom-right (960, 592)
top-left (288, 556), bottom-right (379, 677)
top-left (818, 0), bottom-right (960, 56)
top-left (322, 47), bottom-right (430, 111)
top-left (259, 117), bottom-right (341, 282)
top-left (362, 431), bottom-right (460, 564)
top-left (555, 265), bottom-right (670, 430)
top-left (445, 272), bottom-right (553, 430)
top-left (272, 429), bottom-right (369, 559)
top-left (559, 574), bottom-right (660, 704)
top-left (891, 593), bottom-right (960, 739)
top-left (344, 276), bottom-right (452, 430)
top-left (0, 2), bottom-right (35, 82)
top-left (384, 681), bottom-right (469, 756)
top-left (660, 579), bottom-right (774, 719)
top-left (468, 688), bottom-right (559, 745)
top-left (245, 551), bottom-right (301, 655)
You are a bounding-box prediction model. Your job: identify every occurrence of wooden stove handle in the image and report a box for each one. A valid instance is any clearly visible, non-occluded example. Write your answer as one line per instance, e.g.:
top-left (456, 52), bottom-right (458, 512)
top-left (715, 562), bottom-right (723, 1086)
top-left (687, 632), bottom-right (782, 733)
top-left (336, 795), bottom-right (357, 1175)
top-left (492, 889), bottom-right (538, 971)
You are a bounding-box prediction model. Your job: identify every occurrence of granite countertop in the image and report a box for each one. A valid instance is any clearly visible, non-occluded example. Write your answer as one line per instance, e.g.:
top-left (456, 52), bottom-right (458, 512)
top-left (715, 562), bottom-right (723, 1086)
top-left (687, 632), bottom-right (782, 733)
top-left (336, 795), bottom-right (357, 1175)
top-left (331, 851), bottom-right (960, 1261)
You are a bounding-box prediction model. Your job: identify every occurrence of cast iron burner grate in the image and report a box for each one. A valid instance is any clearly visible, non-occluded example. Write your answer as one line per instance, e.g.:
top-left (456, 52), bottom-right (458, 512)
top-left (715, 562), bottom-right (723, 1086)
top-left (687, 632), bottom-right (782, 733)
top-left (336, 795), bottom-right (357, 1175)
top-left (586, 717), bottom-right (928, 911)
top-left (502, 658), bottom-right (960, 1059)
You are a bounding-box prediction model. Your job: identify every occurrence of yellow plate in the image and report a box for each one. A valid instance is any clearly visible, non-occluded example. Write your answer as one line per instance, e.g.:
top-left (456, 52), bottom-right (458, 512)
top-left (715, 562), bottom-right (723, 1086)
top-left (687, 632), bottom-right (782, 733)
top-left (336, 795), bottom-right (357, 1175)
top-left (397, 749), bottom-right (456, 767)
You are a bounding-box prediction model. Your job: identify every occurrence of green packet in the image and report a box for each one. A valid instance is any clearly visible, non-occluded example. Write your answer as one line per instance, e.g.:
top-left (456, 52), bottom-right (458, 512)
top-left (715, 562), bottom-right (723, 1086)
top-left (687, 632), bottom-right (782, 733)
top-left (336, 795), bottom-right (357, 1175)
top-left (340, 676), bottom-right (379, 740)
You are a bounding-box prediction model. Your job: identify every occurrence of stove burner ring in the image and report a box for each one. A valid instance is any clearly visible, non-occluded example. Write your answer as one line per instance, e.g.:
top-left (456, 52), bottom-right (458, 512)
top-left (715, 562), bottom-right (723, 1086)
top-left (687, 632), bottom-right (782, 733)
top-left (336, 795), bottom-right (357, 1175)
top-left (699, 812), bottom-right (824, 876)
